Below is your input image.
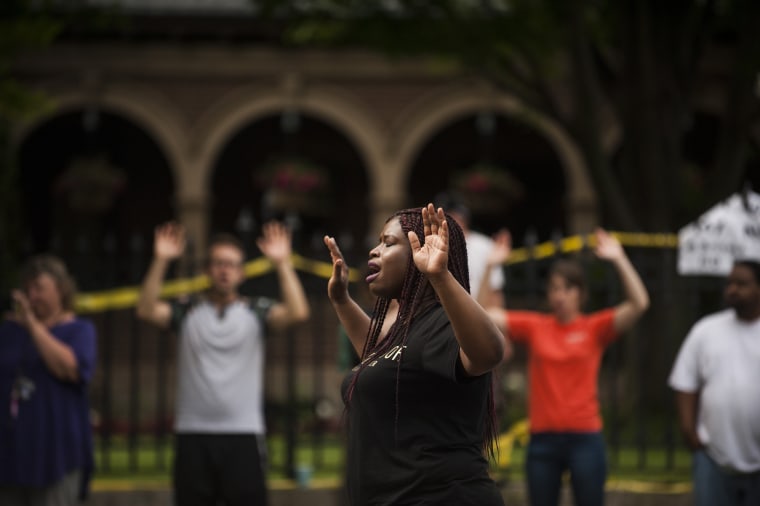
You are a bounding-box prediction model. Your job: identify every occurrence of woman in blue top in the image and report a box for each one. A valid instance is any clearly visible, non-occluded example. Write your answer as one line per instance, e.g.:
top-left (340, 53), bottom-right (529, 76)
top-left (0, 255), bottom-right (97, 505)
top-left (324, 204), bottom-right (510, 505)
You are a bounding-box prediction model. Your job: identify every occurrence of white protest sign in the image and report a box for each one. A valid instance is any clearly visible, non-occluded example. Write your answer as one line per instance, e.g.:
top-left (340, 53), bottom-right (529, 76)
top-left (677, 191), bottom-right (760, 276)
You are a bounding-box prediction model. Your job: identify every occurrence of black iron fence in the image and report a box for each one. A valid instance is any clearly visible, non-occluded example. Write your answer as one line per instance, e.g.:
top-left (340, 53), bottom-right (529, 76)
top-left (56, 233), bottom-right (723, 479)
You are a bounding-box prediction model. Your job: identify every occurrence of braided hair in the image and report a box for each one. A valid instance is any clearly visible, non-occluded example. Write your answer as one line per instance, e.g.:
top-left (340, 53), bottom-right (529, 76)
top-left (346, 207), bottom-right (499, 458)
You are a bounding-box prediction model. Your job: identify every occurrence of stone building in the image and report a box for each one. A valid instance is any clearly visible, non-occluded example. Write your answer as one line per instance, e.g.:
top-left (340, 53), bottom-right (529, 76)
top-left (10, 1), bottom-right (601, 274)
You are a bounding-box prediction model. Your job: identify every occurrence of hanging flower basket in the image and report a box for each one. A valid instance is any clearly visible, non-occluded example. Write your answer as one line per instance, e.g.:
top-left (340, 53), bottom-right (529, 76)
top-left (54, 155), bottom-right (127, 213)
top-left (255, 157), bottom-right (332, 216)
top-left (451, 163), bottom-right (525, 214)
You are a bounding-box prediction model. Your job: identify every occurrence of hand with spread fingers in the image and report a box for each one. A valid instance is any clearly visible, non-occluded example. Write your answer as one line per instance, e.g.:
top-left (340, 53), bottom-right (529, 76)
top-left (257, 221), bottom-right (293, 266)
top-left (409, 204), bottom-right (450, 278)
top-left (593, 228), bottom-right (625, 262)
top-left (323, 235), bottom-right (351, 303)
top-left (154, 222), bottom-right (186, 261)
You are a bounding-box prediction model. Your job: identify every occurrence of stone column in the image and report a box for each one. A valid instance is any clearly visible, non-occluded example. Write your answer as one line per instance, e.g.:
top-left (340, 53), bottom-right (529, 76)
top-left (175, 192), bottom-right (209, 270)
top-left (175, 154), bottom-right (211, 269)
top-left (369, 157), bottom-right (407, 239)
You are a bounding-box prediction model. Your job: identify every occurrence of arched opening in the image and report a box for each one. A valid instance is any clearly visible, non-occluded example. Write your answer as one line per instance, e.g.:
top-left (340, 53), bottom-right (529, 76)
top-left (17, 108), bottom-right (175, 289)
top-left (210, 111), bottom-right (370, 267)
top-left (407, 112), bottom-right (566, 246)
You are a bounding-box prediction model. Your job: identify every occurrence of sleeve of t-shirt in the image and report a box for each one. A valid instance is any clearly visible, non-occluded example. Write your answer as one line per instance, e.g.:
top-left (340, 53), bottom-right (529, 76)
top-left (250, 297), bottom-right (275, 335)
top-left (65, 318), bottom-right (98, 385)
top-left (588, 308), bottom-right (617, 346)
top-left (668, 323), bottom-right (703, 393)
top-left (169, 298), bottom-right (193, 334)
top-left (504, 310), bottom-right (542, 345)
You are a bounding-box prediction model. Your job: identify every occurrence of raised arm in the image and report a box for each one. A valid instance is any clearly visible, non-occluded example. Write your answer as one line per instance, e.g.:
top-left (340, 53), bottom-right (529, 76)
top-left (409, 205), bottom-right (506, 376)
top-left (136, 222), bottom-right (185, 329)
top-left (477, 229), bottom-right (514, 361)
top-left (257, 221), bottom-right (310, 330)
top-left (593, 228), bottom-right (650, 332)
top-left (477, 229), bottom-right (511, 308)
top-left (323, 235), bottom-right (372, 356)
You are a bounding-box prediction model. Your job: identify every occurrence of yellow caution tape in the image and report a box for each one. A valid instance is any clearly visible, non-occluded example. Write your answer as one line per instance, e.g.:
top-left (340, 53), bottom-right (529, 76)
top-left (606, 479), bottom-right (692, 494)
top-left (613, 232), bottom-right (679, 248)
top-left (496, 418), bottom-right (531, 468)
top-left (506, 232), bottom-right (678, 264)
top-left (74, 254), bottom-right (360, 314)
top-left (74, 232), bottom-right (680, 314)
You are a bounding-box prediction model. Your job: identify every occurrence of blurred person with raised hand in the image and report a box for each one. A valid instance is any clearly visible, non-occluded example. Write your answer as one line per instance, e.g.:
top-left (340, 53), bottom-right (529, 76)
top-left (136, 220), bottom-right (309, 506)
top-left (479, 228), bottom-right (650, 506)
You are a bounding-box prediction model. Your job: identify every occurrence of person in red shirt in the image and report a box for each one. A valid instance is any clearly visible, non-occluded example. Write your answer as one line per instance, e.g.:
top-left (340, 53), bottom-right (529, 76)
top-left (479, 228), bottom-right (649, 506)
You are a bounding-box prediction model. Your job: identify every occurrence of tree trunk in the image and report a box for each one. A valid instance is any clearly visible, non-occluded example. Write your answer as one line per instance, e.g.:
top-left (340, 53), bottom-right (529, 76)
top-left (566, 0), bottom-right (638, 230)
top-left (706, 0), bottom-right (760, 203)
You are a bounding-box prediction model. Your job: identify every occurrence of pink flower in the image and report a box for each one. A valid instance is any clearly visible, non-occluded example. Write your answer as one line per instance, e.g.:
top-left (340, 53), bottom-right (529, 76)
top-left (273, 170), bottom-right (294, 189)
top-left (262, 159), bottom-right (330, 196)
top-left (465, 173), bottom-right (491, 193)
top-left (295, 173), bottom-right (323, 192)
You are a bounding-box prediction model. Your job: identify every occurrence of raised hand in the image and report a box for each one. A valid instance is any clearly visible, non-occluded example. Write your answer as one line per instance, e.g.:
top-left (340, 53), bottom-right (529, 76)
top-left (8, 289), bottom-right (36, 328)
top-left (323, 235), bottom-right (350, 303)
top-left (409, 204), bottom-right (449, 277)
top-left (257, 221), bottom-right (292, 265)
top-left (488, 229), bottom-right (512, 267)
top-left (593, 228), bottom-right (625, 262)
top-left (154, 222), bottom-right (186, 261)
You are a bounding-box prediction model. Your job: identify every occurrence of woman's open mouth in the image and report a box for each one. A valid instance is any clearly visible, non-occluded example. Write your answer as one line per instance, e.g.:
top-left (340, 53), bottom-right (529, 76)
top-left (366, 263), bottom-right (380, 284)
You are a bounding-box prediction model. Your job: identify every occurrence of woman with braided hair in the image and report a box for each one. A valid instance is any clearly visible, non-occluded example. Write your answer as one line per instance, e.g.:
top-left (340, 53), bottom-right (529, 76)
top-left (324, 204), bottom-right (510, 505)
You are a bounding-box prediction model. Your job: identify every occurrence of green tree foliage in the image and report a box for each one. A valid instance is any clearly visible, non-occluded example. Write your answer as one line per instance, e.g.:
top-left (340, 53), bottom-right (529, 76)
top-left (259, 0), bottom-right (760, 232)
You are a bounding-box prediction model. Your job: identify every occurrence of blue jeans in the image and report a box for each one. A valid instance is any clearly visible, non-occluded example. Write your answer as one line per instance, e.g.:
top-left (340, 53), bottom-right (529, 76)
top-left (525, 432), bottom-right (607, 506)
top-left (693, 450), bottom-right (760, 506)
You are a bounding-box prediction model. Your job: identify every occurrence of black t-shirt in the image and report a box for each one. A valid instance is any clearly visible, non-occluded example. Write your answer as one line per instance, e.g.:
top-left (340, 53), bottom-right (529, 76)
top-left (341, 305), bottom-right (504, 506)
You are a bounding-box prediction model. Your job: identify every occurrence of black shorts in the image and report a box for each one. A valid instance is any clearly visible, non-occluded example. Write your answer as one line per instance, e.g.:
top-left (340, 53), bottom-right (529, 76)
top-left (173, 433), bottom-right (268, 506)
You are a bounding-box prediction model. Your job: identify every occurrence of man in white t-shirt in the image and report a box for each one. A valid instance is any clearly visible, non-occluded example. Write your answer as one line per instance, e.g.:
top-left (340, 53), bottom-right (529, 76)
top-left (668, 259), bottom-right (760, 506)
top-left (136, 221), bottom-right (310, 506)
